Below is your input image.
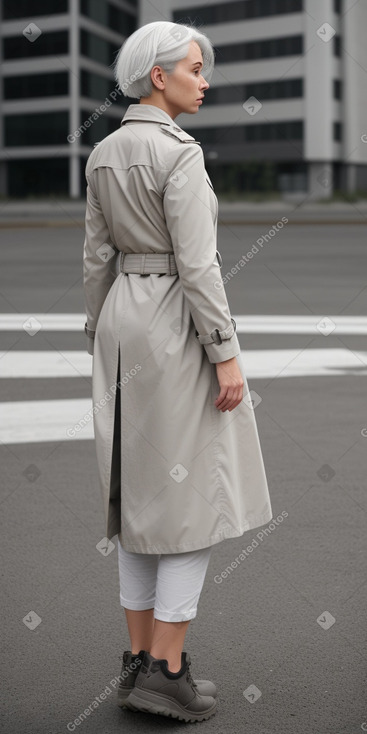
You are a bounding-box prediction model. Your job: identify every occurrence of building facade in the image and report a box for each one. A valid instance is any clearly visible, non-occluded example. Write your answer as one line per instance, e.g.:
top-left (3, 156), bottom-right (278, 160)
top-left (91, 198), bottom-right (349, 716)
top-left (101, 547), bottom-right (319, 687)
top-left (141, 0), bottom-right (367, 199)
top-left (0, 0), bottom-right (138, 198)
top-left (1, 0), bottom-right (366, 198)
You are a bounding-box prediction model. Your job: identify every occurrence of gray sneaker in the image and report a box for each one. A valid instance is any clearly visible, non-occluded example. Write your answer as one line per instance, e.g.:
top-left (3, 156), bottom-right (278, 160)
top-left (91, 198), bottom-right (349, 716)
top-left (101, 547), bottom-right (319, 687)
top-left (126, 650), bottom-right (217, 722)
top-left (117, 650), bottom-right (145, 710)
top-left (118, 649), bottom-right (217, 709)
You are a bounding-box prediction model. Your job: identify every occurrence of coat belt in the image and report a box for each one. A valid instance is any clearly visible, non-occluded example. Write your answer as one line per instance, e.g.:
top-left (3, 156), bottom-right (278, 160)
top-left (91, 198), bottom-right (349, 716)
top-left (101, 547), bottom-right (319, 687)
top-left (118, 250), bottom-right (223, 275)
top-left (119, 252), bottom-right (178, 275)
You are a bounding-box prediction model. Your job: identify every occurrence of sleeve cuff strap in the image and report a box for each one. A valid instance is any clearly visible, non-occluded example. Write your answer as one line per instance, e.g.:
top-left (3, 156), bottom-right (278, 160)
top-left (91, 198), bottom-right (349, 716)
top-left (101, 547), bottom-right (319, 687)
top-left (196, 318), bottom-right (236, 345)
top-left (84, 323), bottom-right (95, 339)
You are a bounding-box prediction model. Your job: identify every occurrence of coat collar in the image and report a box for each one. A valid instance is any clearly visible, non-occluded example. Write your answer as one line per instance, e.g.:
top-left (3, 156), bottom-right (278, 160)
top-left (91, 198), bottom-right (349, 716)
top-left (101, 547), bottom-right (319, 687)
top-left (120, 103), bottom-right (178, 128)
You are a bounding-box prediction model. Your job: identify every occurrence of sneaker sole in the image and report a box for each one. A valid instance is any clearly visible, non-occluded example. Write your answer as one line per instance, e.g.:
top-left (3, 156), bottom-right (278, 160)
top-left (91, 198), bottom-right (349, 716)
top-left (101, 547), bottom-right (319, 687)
top-left (127, 689), bottom-right (217, 723)
top-left (117, 689), bottom-right (139, 711)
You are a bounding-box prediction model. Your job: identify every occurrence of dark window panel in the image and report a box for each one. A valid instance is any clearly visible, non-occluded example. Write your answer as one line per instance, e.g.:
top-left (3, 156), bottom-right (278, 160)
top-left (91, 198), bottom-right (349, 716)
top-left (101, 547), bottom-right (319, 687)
top-left (333, 35), bottom-right (341, 56)
top-left (81, 69), bottom-right (117, 99)
top-left (333, 121), bottom-right (342, 140)
top-left (4, 111), bottom-right (69, 146)
top-left (79, 109), bottom-right (119, 146)
top-left (80, 28), bottom-right (120, 66)
top-left (3, 72), bottom-right (68, 99)
top-left (215, 35), bottom-right (303, 64)
top-left (3, 0), bottom-right (68, 19)
top-left (7, 158), bottom-right (69, 197)
top-left (3, 30), bottom-right (68, 59)
top-left (185, 120), bottom-right (303, 144)
top-left (80, 0), bottom-right (136, 33)
top-left (203, 77), bottom-right (303, 105)
top-left (80, 0), bottom-right (108, 24)
top-left (109, 5), bottom-right (136, 35)
top-left (333, 79), bottom-right (342, 99)
top-left (246, 77), bottom-right (303, 99)
top-left (173, 0), bottom-right (303, 25)
top-left (203, 161), bottom-right (307, 195)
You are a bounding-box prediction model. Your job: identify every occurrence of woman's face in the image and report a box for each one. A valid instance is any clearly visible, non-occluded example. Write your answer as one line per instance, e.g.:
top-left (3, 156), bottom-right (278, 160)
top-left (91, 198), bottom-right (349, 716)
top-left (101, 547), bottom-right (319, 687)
top-left (147, 40), bottom-right (210, 119)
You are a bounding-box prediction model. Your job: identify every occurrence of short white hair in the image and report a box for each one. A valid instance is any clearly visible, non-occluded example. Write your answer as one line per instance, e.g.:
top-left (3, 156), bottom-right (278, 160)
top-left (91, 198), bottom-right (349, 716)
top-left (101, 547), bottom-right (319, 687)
top-left (112, 20), bottom-right (215, 99)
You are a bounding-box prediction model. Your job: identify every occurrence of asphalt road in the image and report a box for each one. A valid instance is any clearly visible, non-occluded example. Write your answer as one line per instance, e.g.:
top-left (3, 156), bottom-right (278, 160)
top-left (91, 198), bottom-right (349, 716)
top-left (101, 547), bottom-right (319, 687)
top-left (0, 206), bottom-right (366, 734)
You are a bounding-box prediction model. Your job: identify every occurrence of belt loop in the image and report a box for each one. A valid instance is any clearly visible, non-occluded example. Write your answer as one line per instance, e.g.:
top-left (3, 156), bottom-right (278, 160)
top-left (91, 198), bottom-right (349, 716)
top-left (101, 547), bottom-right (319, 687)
top-left (120, 252), bottom-right (124, 273)
top-left (168, 253), bottom-right (173, 275)
top-left (140, 254), bottom-right (146, 274)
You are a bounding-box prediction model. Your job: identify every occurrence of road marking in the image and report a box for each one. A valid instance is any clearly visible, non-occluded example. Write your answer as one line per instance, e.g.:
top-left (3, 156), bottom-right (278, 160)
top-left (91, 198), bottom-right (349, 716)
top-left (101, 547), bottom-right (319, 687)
top-left (234, 315), bottom-right (367, 334)
top-left (0, 348), bottom-right (367, 379)
top-left (0, 349), bottom-right (366, 444)
top-left (0, 351), bottom-right (92, 377)
top-left (1, 314), bottom-right (367, 334)
top-left (0, 398), bottom-right (93, 444)
top-left (0, 314), bottom-right (85, 331)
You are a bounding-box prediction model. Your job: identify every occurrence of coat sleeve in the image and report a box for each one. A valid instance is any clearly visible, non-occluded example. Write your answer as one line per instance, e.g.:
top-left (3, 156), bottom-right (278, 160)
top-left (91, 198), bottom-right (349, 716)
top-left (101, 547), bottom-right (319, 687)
top-left (162, 143), bottom-right (241, 364)
top-left (82, 171), bottom-right (118, 356)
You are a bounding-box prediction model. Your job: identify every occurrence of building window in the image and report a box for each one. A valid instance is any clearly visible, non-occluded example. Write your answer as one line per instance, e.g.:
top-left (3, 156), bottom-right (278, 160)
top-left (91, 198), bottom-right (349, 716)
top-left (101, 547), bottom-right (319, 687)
top-left (3, 0), bottom-right (68, 18)
top-left (80, 29), bottom-right (120, 66)
top-left (109, 5), bottom-right (136, 34)
top-left (7, 158), bottom-right (69, 197)
top-left (80, 0), bottom-right (136, 34)
top-left (203, 161), bottom-right (307, 195)
top-left (79, 109), bottom-right (119, 146)
top-left (81, 0), bottom-right (107, 24)
top-left (4, 112), bottom-right (69, 146)
top-left (3, 31), bottom-right (68, 59)
top-left (277, 163), bottom-right (308, 192)
top-left (202, 77), bottom-right (303, 105)
top-left (247, 77), bottom-right (303, 99)
top-left (333, 35), bottom-right (341, 56)
top-left (216, 35), bottom-right (303, 64)
top-left (3, 72), bottom-right (68, 99)
top-left (333, 122), bottom-right (342, 141)
top-left (333, 79), bottom-right (342, 99)
top-left (173, 0), bottom-right (303, 25)
top-left (186, 120), bottom-right (303, 145)
top-left (81, 70), bottom-right (117, 100)
top-left (246, 120), bottom-right (303, 141)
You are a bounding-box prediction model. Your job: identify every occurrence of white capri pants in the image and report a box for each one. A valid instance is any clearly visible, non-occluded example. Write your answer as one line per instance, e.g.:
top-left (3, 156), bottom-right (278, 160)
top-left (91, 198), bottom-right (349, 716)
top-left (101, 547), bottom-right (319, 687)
top-left (117, 537), bottom-right (213, 622)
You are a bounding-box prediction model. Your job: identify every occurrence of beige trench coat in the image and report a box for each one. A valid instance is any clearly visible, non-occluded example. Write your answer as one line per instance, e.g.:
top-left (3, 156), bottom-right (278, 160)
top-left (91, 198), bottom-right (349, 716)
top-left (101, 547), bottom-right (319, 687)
top-left (83, 103), bottom-right (273, 553)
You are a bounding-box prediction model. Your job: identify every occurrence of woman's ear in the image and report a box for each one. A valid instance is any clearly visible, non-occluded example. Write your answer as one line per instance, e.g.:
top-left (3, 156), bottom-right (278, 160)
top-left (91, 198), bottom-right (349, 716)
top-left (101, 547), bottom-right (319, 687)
top-left (151, 65), bottom-right (166, 92)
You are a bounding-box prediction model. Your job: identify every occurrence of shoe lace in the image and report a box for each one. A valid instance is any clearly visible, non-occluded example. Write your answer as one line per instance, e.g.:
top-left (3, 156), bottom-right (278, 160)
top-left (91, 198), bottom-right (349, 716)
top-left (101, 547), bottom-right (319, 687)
top-left (185, 660), bottom-right (198, 689)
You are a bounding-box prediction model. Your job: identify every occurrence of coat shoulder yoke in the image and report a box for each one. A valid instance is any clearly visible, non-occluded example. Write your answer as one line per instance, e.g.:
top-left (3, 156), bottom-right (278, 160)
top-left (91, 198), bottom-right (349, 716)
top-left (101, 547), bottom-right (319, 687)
top-left (159, 124), bottom-right (201, 145)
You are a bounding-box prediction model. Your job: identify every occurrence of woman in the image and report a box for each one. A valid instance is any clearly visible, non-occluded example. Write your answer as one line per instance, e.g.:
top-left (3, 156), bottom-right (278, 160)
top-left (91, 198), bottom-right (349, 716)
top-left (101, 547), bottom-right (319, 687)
top-left (83, 20), bottom-right (273, 723)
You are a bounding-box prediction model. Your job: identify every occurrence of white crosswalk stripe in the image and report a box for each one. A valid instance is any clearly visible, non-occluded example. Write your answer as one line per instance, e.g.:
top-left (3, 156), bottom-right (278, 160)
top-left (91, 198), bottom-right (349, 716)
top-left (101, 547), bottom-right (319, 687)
top-left (1, 315), bottom-right (366, 445)
top-left (1, 313), bottom-right (367, 334)
top-left (0, 398), bottom-right (94, 444)
top-left (0, 348), bottom-right (367, 379)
